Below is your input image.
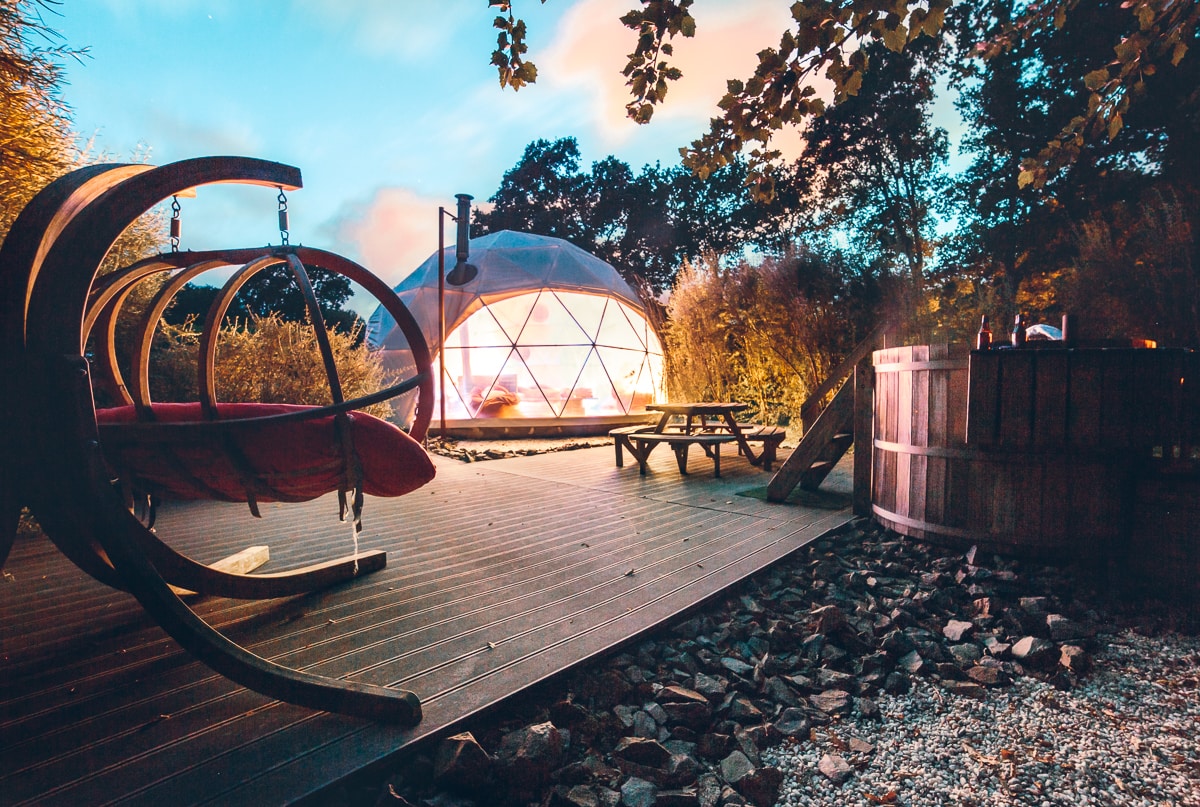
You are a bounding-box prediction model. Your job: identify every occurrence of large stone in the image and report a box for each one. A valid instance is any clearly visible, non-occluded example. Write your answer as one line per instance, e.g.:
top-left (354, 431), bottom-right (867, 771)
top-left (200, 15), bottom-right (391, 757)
top-left (432, 731), bottom-right (491, 792)
top-left (725, 695), bottom-right (764, 724)
top-left (733, 766), bottom-right (784, 807)
top-left (658, 685), bottom-right (709, 705)
top-left (582, 670), bottom-right (633, 709)
top-left (943, 680), bottom-right (987, 699)
top-left (942, 619), bottom-right (975, 642)
top-left (1011, 636), bottom-right (1058, 669)
top-left (718, 750), bottom-right (755, 784)
top-left (664, 753), bottom-right (703, 787)
top-left (1059, 644), bottom-right (1092, 673)
top-left (494, 721), bottom-right (564, 793)
top-left (761, 677), bottom-right (800, 707)
top-left (809, 604), bottom-right (849, 634)
top-left (661, 700), bottom-right (713, 730)
top-left (855, 696), bottom-right (882, 721)
top-left (633, 710), bottom-right (659, 738)
top-left (897, 650), bottom-right (925, 675)
top-left (817, 753), bottom-right (853, 785)
top-left (549, 784), bottom-right (601, 807)
top-left (692, 673), bottom-right (728, 700)
top-left (948, 643), bottom-right (983, 666)
top-left (808, 689), bottom-right (851, 715)
top-left (720, 657), bottom-right (755, 677)
top-left (967, 665), bottom-right (1010, 687)
top-left (620, 777), bottom-right (657, 807)
top-left (816, 668), bottom-right (855, 690)
top-left (1045, 613), bottom-right (1088, 643)
top-left (696, 732), bottom-right (735, 760)
top-left (613, 737), bottom-right (673, 768)
top-left (654, 789), bottom-right (700, 807)
top-left (772, 708), bottom-right (810, 738)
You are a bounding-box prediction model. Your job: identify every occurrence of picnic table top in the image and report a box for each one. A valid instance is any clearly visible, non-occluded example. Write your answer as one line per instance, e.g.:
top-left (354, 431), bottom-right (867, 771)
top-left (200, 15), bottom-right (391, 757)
top-left (646, 402), bottom-right (748, 417)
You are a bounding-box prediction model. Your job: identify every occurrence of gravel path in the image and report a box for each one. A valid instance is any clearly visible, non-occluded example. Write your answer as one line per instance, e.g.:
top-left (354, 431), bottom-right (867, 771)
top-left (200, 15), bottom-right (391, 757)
top-left (766, 630), bottom-right (1200, 806)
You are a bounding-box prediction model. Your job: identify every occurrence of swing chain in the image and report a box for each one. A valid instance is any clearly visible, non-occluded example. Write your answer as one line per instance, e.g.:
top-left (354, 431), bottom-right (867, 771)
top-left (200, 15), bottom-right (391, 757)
top-left (169, 195), bottom-right (182, 253)
top-left (277, 188), bottom-right (290, 246)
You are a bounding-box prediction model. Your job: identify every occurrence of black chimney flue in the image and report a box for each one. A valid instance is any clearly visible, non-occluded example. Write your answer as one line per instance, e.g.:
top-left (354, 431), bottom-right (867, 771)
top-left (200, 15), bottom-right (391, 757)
top-left (447, 194), bottom-right (477, 285)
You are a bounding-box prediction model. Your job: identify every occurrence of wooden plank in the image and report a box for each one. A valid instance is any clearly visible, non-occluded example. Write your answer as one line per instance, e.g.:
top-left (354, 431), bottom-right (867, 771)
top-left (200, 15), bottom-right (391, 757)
top-left (1067, 350), bottom-right (1103, 450)
top-left (1032, 350), bottom-right (1068, 449)
top-left (997, 350), bottom-right (1034, 449)
top-left (966, 350), bottom-right (999, 447)
top-left (853, 362), bottom-right (873, 517)
top-left (1039, 457), bottom-right (1069, 547)
top-left (894, 358), bottom-right (913, 520)
top-left (923, 351), bottom-right (947, 531)
top-left (766, 378), bottom-right (852, 499)
top-left (0, 447), bottom-right (855, 807)
top-left (1185, 352), bottom-right (1200, 460)
top-left (1099, 349), bottom-right (1135, 451)
top-left (169, 545), bottom-right (270, 596)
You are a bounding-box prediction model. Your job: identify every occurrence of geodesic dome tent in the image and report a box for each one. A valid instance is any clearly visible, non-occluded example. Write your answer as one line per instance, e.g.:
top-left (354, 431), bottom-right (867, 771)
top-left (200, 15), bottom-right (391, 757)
top-left (367, 230), bottom-right (664, 434)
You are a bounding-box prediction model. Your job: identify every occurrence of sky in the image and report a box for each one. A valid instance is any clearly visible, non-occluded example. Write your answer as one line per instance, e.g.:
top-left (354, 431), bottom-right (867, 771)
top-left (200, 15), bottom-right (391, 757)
top-left (54, 0), bottom-right (811, 316)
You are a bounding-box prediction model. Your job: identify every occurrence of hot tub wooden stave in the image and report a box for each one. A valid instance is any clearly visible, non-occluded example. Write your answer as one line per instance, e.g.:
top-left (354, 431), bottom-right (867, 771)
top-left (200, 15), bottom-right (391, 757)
top-left (870, 344), bottom-right (1198, 593)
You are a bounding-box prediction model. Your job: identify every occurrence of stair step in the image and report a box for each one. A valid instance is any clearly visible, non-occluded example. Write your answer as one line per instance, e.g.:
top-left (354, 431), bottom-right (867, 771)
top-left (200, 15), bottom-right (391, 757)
top-left (799, 461), bottom-right (836, 490)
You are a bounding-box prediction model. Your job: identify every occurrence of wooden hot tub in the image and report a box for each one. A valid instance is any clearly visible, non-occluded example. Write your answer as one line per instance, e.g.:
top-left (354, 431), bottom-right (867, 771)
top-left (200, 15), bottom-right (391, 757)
top-left (869, 343), bottom-right (1199, 595)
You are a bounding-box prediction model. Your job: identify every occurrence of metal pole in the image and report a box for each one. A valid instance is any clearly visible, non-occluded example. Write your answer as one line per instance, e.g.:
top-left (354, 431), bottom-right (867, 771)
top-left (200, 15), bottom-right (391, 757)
top-left (437, 206), bottom-right (446, 438)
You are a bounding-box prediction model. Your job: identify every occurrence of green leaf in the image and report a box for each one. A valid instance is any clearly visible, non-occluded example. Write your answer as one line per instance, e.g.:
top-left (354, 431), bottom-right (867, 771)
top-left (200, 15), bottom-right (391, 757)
top-left (1107, 112), bottom-right (1123, 141)
top-left (1083, 68), bottom-right (1109, 91)
top-left (881, 23), bottom-right (907, 52)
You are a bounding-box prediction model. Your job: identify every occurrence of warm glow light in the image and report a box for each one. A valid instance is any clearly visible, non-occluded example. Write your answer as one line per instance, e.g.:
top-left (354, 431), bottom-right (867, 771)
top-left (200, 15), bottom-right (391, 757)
top-left (435, 291), bottom-right (664, 420)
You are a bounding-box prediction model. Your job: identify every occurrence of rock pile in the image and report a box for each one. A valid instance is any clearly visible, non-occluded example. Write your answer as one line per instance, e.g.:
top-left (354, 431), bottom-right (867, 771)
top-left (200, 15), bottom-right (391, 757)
top-left (426, 437), bottom-right (609, 463)
top-left (358, 519), bottom-right (1197, 807)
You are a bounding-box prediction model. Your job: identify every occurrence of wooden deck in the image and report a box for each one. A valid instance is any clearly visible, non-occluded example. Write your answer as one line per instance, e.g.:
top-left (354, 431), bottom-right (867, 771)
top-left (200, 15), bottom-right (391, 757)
top-left (0, 443), bottom-right (852, 806)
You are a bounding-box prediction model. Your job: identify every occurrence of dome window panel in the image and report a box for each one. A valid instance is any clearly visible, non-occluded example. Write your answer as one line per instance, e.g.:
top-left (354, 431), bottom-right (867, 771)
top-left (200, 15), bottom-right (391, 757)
top-left (368, 231), bottom-right (664, 433)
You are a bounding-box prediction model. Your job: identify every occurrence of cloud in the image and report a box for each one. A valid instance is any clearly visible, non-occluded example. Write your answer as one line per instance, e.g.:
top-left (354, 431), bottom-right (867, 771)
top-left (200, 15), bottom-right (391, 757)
top-left (539, 0), bottom-right (813, 158)
top-left (292, 0), bottom-right (483, 62)
top-left (327, 186), bottom-right (450, 287)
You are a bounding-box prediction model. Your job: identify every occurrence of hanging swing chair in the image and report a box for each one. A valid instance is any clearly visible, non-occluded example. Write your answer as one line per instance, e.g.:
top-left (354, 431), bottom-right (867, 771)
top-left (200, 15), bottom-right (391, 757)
top-left (0, 157), bottom-right (434, 723)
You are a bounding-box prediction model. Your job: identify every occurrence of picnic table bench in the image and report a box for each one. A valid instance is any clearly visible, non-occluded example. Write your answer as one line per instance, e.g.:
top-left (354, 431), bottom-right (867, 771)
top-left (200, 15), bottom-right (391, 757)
top-left (610, 404), bottom-right (787, 476)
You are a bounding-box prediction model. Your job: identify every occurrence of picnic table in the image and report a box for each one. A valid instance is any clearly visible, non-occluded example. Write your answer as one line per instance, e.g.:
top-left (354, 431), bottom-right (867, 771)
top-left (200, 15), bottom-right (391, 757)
top-left (611, 402), bottom-right (786, 477)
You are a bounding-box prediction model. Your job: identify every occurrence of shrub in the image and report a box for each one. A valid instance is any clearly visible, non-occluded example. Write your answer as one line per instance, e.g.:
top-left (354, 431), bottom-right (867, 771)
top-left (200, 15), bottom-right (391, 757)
top-left (149, 313), bottom-right (396, 419)
top-left (665, 250), bottom-right (870, 431)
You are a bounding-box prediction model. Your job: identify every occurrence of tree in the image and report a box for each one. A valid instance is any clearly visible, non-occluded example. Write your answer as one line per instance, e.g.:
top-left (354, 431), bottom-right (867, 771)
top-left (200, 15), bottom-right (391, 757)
top-left (941, 0), bottom-right (1199, 332)
top-left (473, 137), bottom-right (594, 243)
top-left (794, 39), bottom-right (948, 322)
top-left (0, 0), bottom-right (80, 239)
top-left (474, 137), bottom-right (806, 292)
top-left (164, 266), bottom-right (361, 341)
top-left (489, 1), bottom-right (1199, 195)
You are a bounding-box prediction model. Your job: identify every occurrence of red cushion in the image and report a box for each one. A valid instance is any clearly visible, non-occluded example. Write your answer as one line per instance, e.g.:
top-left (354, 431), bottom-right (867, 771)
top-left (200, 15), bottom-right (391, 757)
top-left (96, 403), bottom-right (435, 502)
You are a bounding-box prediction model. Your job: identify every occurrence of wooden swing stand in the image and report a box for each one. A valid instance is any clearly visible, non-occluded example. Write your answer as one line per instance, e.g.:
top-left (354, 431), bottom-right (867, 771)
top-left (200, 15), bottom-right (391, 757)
top-left (1, 157), bottom-right (439, 723)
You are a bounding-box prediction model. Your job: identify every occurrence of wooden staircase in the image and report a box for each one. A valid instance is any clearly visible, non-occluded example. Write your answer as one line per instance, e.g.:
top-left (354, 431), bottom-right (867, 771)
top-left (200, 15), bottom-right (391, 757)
top-left (766, 321), bottom-right (894, 505)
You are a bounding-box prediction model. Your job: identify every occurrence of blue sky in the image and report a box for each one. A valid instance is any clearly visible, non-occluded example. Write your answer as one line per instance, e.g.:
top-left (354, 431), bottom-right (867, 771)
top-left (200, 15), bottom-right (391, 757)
top-left (55, 0), bottom-right (806, 314)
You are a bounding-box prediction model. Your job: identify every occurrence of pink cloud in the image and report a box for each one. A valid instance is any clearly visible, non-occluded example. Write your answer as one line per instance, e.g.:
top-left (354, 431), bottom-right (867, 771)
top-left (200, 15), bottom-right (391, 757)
top-left (332, 187), bottom-right (447, 287)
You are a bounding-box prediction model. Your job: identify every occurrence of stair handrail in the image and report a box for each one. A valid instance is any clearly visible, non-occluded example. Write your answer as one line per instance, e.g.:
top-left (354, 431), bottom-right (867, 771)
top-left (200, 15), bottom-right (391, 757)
top-left (799, 319), bottom-right (895, 431)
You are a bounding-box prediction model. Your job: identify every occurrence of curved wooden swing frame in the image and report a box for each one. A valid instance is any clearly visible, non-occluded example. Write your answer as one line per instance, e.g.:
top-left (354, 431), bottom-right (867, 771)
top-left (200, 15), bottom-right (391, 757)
top-left (0, 157), bottom-right (434, 723)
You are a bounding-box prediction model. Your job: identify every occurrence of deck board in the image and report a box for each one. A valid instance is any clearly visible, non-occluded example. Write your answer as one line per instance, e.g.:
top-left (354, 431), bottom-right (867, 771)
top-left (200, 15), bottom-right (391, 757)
top-left (0, 442), bottom-right (852, 806)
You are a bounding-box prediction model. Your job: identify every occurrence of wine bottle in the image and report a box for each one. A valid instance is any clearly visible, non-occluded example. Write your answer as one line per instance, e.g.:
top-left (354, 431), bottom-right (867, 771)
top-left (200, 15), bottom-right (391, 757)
top-left (976, 315), bottom-right (992, 350)
top-left (1011, 313), bottom-right (1026, 348)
